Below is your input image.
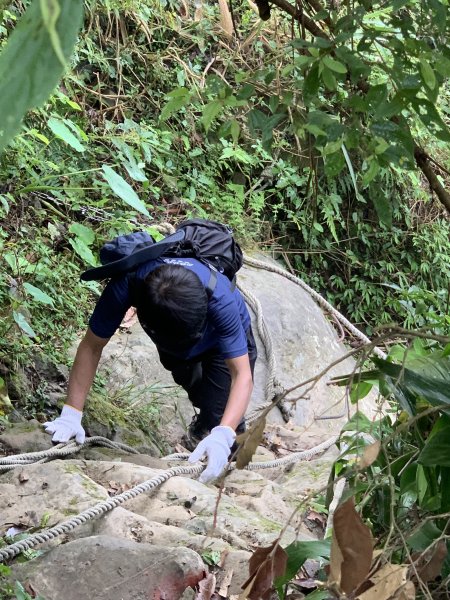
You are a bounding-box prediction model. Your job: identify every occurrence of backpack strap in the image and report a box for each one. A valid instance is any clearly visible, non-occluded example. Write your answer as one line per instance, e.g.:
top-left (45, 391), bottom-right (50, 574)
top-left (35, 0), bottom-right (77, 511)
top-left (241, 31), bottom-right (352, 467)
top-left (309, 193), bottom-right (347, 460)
top-left (206, 268), bottom-right (217, 295)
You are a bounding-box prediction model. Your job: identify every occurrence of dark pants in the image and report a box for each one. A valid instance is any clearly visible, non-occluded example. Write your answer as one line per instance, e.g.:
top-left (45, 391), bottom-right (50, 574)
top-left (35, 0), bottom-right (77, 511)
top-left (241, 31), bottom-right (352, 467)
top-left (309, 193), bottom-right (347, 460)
top-left (158, 326), bottom-right (257, 433)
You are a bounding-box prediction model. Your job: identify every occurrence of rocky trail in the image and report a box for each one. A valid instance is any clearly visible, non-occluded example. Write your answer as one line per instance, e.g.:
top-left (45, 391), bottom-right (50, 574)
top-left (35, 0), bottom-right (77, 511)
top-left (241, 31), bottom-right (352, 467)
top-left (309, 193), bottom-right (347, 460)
top-left (0, 258), bottom-right (377, 599)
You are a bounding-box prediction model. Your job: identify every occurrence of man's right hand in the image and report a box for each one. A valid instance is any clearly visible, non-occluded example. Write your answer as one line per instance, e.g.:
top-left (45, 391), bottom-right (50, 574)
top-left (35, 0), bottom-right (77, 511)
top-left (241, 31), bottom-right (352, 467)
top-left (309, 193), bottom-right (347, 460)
top-left (43, 404), bottom-right (85, 444)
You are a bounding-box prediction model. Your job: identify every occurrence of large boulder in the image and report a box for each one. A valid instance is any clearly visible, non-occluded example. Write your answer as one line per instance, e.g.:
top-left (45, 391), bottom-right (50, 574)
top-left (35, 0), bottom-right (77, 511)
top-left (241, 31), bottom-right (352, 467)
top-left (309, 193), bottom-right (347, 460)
top-left (11, 535), bottom-right (205, 600)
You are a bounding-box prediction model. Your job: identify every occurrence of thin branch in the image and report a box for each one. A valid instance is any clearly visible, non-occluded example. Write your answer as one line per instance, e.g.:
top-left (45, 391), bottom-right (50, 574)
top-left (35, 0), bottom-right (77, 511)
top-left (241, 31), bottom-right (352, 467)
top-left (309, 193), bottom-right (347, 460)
top-left (269, 0), bottom-right (329, 37)
top-left (414, 145), bottom-right (450, 214)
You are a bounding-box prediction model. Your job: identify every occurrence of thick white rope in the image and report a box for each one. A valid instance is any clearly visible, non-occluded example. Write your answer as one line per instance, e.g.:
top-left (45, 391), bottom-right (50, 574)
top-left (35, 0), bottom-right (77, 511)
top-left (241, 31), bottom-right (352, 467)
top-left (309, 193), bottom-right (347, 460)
top-left (243, 256), bottom-right (387, 360)
top-left (0, 435), bottom-right (337, 562)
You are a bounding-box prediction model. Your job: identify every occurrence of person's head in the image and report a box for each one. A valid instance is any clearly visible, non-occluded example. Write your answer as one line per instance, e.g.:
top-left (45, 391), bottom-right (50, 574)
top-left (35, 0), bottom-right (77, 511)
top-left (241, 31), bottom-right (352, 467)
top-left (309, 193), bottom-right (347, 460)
top-left (136, 264), bottom-right (208, 353)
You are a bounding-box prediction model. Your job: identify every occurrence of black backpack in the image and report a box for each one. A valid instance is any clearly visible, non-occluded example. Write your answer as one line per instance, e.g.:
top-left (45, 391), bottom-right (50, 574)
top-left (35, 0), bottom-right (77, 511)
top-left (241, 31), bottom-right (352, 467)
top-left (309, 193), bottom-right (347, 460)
top-left (80, 218), bottom-right (243, 293)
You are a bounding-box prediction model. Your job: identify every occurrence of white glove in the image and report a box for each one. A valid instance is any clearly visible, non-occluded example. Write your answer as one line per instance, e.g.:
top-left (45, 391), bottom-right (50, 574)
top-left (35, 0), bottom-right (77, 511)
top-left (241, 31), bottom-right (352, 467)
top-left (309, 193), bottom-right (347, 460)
top-left (188, 425), bottom-right (235, 483)
top-left (43, 405), bottom-right (85, 444)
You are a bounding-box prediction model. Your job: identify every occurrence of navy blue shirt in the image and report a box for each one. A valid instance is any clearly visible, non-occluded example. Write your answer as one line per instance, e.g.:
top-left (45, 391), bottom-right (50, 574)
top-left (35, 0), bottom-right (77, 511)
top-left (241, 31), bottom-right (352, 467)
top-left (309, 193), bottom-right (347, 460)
top-left (89, 257), bottom-right (251, 360)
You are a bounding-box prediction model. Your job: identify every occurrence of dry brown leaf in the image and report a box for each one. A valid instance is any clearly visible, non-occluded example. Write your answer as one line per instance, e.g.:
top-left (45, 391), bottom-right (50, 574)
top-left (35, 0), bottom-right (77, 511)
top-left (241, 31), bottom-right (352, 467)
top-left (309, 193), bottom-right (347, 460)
top-left (356, 563), bottom-right (408, 600)
top-left (218, 569), bottom-right (234, 597)
top-left (240, 540), bottom-right (288, 600)
top-left (195, 572), bottom-right (216, 600)
top-left (415, 540), bottom-right (447, 582)
top-left (359, 441), bottom-right (381, 469)
top-left (391, 581), bottom-right (415, 599)
top-left (329, 497), bottom-right (373, 595)
top-left (235, 416), bottom-right (266, 469)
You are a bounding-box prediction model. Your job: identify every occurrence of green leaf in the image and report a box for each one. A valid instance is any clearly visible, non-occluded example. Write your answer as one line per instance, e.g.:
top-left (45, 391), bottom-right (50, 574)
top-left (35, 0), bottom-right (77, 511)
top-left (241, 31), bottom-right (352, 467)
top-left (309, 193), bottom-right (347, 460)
top-left (160, 87), bottom-right (190, 121)
top-left (69, 223), bottom-right (95, 245)
top-left (274, 540), bottom-right (331, 595)
top-left (69, 238), bottom-right (97, 266)
top-left (419, 425), bottom-right (450, 466)
top-left (342, 144), bottom-right (358, 194)
top-left (370, 182), bottom-right (392, 228)
top-left (411, 98), bottom-right (450, 142)
top-left (362, 159), bottom-right (380, 187)
top-left (40, 0), bottom-right (66, 67)
top-left (202, 100), bottom-right (223, 132)
top-left (350, 381), bottom-right (373, 403)
top-left (0, 0), bottom-right (84, 153)
top-left (102, 165), bottom-right (150, 217)
top-left (303, 63), bottom-right (320, 105)
top-left (342, 411), bottom-right (375, 433)
top-left (47, 117), bottom-right (85, 152)
top-left (13, 311), bottom-right (37, 338)
top-left (23, 283), bottom-right (54, 306)
top-left (321, 66), bottom-right (337, 90)
top-left (230, 118), bottom-right (240, 144)
top-left (420, 58), bottom-right (436, 90)
top-left (407, 520), bottom-right (443, 552)
top-left (322, 55), bottom-right (348, 74)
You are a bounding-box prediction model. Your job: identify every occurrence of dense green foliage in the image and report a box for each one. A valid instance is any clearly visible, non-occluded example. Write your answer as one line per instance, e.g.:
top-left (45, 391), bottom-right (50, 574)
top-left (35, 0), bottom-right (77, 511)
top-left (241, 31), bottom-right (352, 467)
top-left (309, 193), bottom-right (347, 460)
top-left (1, 1), bottom-right (450, 595)
top-left (1, 0), bottom-right (449, 390)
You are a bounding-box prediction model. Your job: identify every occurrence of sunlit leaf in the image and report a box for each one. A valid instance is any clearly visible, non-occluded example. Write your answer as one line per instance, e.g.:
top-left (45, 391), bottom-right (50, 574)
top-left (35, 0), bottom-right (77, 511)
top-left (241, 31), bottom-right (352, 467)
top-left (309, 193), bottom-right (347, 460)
top-left (48, 117), bottom-right (85, 152)
top-left (102, 165), bottom-right (150, 217)
top-left (23, 283), bottom-right (54, 306)
top-left (13, 311), bottom-right (36, 338)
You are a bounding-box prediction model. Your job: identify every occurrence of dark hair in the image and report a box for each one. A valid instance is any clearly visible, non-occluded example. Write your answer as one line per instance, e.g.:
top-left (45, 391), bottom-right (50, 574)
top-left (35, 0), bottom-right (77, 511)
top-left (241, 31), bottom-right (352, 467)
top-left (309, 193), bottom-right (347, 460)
top-left (136, 264), bottom-right (208, 349)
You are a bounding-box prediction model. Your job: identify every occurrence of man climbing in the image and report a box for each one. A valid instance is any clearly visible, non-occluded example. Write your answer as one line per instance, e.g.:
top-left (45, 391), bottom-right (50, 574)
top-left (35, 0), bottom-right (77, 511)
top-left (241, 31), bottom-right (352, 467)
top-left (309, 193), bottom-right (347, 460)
top-left (43, 244), bottom-right (257, 483)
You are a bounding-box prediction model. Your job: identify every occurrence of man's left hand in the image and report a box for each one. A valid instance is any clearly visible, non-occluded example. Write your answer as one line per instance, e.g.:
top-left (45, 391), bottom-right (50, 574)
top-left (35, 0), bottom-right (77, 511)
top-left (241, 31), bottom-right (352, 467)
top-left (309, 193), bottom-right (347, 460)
top-left (188, 425), bottom-right (235, 483)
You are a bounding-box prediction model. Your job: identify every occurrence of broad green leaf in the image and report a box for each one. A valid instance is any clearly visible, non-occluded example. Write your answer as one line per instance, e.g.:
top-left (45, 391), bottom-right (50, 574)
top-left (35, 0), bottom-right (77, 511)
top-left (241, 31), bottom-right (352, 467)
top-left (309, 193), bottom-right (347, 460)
top-left (0, 0), bottom-right (84, 153)
top-left (321, 66), bottom-right (337, 90)
top-left (48, 117), bottom-right (85, 152)
top-left (13, 311), bottom-right (36, 338)
top-left (373, 357), bottom-right (450, 412)
top-left (69, 238), bottom-right (97, 266)
top-left (274, 540), bottom-right (330, 595)
top-left (419, 425), bottom-right (450, 466)
top-left (420, 58), bottom-right (436, 90)
top-left (69, 223), bottom-right (95, 245)
top-left (350, 381), bottom-right (373, 403)
top-left (160, 87), bottom-right (190, 121)
top-left (303, 63), bottom-right (320, 104)
top-left (202, 100), bottom-right (223, 132)
top-left (342, 411), bottom-right (374, 433)
top-left (370, 182), bottom-right (392, 228)
top-left (23, 283), bottom-right (54, 306)
top-left (411, 98), bottom-right (450, 142)
top-left (362, 159), bottom-right (380, 187)
top-left (322, 55), bottom-right (348, 73)
top-left (230, 118), bottom-right (240, 144)
top-left (102, 165), bottom-right (150, 217)
top-left (407, 520), bottom-right (443, 552)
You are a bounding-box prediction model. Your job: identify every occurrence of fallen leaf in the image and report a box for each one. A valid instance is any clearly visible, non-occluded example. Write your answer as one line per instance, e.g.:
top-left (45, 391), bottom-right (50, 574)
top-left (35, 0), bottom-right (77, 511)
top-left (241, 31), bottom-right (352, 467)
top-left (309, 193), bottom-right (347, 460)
top-left (356, 563), bottom-right (408, 600)
top-left (328, 497), bottom-right (373, 595)
top-left (391, 581), bottom-right (415, 599)
top-left (235, 416), bottom-right (266, 469)
top-left (195, 572), bottom-right (216, 600)
top-left (218, 569), bottom-right (233, 597)
top-left (240, 540), bottom-right (288, 600)
top-left (359, 441), bottom-right (381, 469)
top-left (415, 540), bottom-right (447, 582)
